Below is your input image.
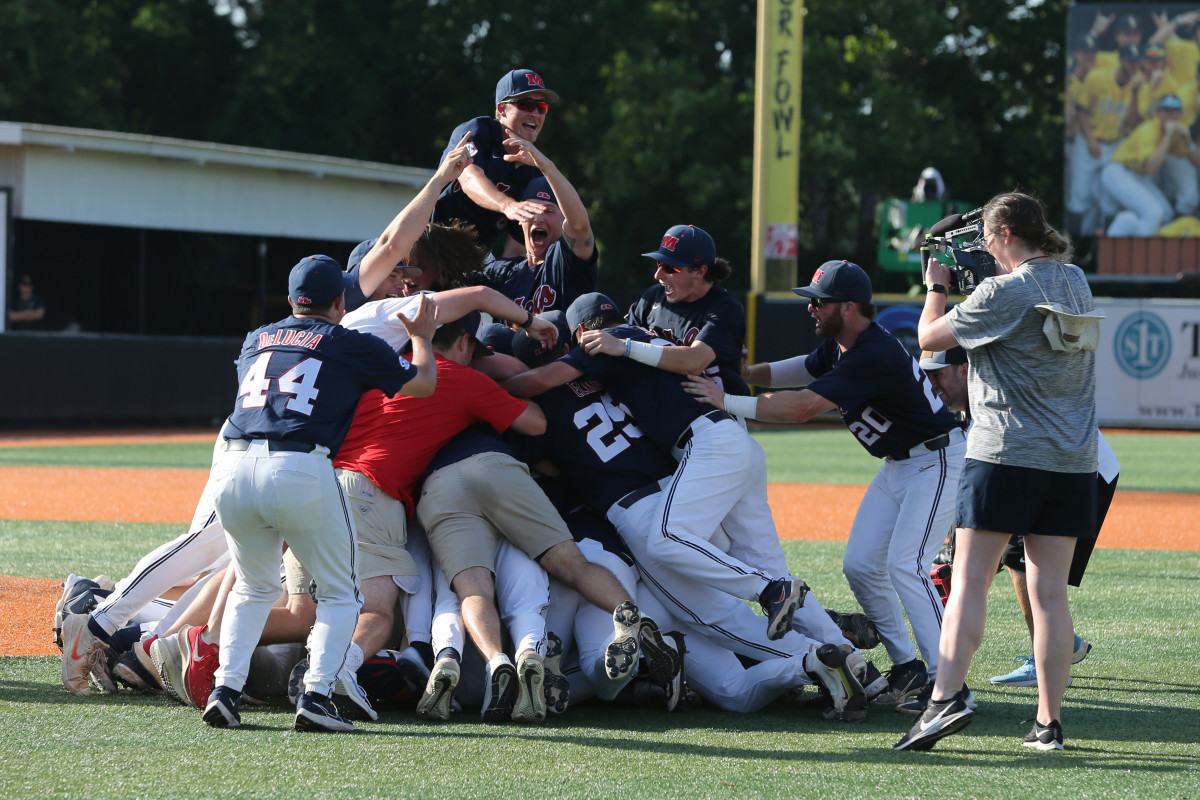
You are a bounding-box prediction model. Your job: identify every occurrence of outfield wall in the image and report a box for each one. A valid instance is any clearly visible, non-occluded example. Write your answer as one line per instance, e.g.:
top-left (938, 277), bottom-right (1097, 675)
top-left (1, 332), bottom-right (238, 427)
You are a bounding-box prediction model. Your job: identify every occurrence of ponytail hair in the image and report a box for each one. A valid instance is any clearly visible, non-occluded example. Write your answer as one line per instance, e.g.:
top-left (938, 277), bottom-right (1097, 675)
top-left (982, 192), bottom-right (1073, 261)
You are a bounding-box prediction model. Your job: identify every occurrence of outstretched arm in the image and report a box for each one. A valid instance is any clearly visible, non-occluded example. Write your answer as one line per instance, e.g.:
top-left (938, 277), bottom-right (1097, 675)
top-left (504, 137), bottom-right (594, 261)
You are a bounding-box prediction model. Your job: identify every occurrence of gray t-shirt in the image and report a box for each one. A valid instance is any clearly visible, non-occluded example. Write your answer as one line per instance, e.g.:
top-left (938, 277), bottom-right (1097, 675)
top-left (944, 260), bottom-right (1097, 473)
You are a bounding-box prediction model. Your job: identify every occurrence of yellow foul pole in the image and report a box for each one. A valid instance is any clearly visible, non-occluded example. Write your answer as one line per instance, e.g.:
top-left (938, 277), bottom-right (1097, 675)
top-left (749, 0), bottom-right (803, 362)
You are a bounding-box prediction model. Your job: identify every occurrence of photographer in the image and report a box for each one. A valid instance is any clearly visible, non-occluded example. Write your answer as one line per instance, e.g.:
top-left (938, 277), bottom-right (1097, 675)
top-left (896, 192), bottom-right (1099, 753)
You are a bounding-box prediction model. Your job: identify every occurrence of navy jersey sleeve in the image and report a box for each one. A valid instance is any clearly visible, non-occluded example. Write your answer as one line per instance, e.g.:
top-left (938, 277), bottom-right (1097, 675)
top-left (694, 293), bottom-right (745, 369)
top-left (626, 286), bottom-right (660, 327)
top-left (343, 264), bottom-right (369, 313)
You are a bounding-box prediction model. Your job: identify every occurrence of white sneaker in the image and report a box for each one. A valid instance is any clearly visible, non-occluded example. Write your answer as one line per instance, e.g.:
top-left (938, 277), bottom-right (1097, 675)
top-left (61, 613), bottom-right (108, 696)
top-left (1072, 634), bottom-right (1092, 665)
top-left (333, 667), bottom-right (378, 722)
top-left (417, 655), bottom-right (460, 721)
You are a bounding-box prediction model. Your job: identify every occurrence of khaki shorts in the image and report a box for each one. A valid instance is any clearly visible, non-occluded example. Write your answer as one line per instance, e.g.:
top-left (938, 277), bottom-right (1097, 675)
top-left (416, 452), bottom-right (571, 583)
top-left (337, 468), bottom-right (420, 582)
top-left (283, 469), bottom-right (419, 591)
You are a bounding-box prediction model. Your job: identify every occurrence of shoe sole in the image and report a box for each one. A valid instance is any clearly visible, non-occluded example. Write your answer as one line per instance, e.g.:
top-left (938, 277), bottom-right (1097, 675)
top-left (765, 581), bottom-right (808, 641)
top-left (512, 657), bottom-right (546, 724)
top-left (638, 617), bottom-right (682, 688)
top-left (605, 602), bottom-right (641, 681)
top-left (113, 651), bottom-right (164, 694)
top-left (990, 677), bottom-right (1038, 687)
top-left (893, 708), bottom-right (974, 751)
top-left (1072, 641), bottom-right (1092, 665)
top-left (543, 634), bottom-right (569, 715)
top-left (287, 659), bottom-right (308, 707)
top-left (1024, 737), bottom-right (1065, 751)
top-left (150, 630), bottom-right (192, 707)
top-left (812, 644), bottom-right (867, 722)
top-left (417, 667), bottom-right (459, 721)
top-left (481, 664), bottom-right (518, 723)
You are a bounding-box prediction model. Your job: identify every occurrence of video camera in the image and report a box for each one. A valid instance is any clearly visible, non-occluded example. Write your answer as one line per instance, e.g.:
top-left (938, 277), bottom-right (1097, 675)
top-left (921, 207), bottom-right (998, 294)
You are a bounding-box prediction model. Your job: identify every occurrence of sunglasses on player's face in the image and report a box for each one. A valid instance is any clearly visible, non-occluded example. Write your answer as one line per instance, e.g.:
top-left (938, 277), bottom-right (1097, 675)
top-left (808, 297), bottom-right (846, 309)
top-left (509, 98), bottom-right (549, 115)
top-left (656, 261), bottom-right (700, 275)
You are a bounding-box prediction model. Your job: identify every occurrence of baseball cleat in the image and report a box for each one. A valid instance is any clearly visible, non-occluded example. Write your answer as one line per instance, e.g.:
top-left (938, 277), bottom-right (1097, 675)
top-left (1072, 634), bottom-right (1092, 664)
top-left (53, 575), bottom-right (114, 652)
top-left (287, 657), bottom-right (309, 707)
top-left (202, 685), bottom-right (243, 729)
top-left (61, 613), bottom-right (108, 696)
top-left (295, 691), bottom-right (354, 733)
top-left (761, 578), bottom-right (808, 641)
top-left (512, 649), bottom-right (547, 724)
top-left (150, 624), bottom-right (196, 706)
top-left (826, 609), bottom-right (882, 650)
top-left (181, 625), bottom-right (220, 710)
top-left (113, 647), bottom-right (164, 694)
top-left (663, 632), bottom-right (687, 713)
top-left (333, 666), bottom-right (378, 722)
top-left (1023, 718), bottom-right (1065, 751)
top-left (805, 643), bottom-right (867, 722)
top-left (876, 658), bottom-right (929, 705)
top-left (846, 650), bottom-right (888, 702)
top-left (417, 655), bottom-right (461, 721)
top-left (481, 661), bottom-right (518, 722)
top-left (893, 689), bottom-right (974, 751)
top-left (638, 616), bottom-right (683, 689)
top-left (604, 601), bottom-right (642, 681)
top-left (543, 632), bottom-right (570, 715)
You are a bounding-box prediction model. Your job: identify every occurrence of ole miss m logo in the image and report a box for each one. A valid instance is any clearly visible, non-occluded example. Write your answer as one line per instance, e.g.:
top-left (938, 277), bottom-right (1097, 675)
top-left (812, 268), bottom-right (825, 283)
top-left (527, 73), bottom-right (547, 89)
top-left (661, 234), bottom-right (680, 251)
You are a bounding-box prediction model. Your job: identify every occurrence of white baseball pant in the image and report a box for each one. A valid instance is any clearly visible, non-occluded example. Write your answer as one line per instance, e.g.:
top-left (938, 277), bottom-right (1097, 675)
top-left (1102, 162), bottom-right (1174, 236)
top-left (842, 439), bottom-right (964, 677)
top-left (210, 440), bottom-right (361, 697)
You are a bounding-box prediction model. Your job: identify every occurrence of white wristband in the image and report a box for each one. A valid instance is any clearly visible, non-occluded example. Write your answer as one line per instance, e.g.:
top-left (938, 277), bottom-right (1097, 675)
top-left (626, 338), bottom-right (663, 367)
top-left (723, 393), bottom-right (759, 420)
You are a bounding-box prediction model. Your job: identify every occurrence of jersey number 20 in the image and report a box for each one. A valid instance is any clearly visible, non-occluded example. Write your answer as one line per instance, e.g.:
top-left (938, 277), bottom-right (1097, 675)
top-left (238, 353), bottom-right (323, 416)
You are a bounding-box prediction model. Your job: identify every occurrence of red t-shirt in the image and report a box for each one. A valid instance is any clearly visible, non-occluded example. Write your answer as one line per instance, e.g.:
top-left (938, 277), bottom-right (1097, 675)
top-left (334, 354), bottom-right (528, 514)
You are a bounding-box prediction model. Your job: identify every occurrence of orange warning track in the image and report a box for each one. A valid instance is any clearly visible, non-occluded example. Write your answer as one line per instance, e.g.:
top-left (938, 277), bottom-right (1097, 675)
top-left (2, 430), bottom-right (1198, 658)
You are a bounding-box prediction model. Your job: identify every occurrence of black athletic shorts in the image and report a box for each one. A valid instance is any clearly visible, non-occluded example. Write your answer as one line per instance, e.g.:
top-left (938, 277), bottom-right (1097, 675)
top-left (958, 459), bottom-right (1098, 539)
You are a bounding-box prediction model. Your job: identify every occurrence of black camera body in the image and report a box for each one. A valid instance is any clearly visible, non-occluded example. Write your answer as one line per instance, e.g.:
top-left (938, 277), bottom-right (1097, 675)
top-left (922, 223), bottom-right (998, 294)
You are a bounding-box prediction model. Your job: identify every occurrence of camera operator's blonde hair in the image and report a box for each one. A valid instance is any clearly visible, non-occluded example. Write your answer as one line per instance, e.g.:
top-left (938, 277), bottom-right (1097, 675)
top-left (983, 192), bottom-right (1072, 261)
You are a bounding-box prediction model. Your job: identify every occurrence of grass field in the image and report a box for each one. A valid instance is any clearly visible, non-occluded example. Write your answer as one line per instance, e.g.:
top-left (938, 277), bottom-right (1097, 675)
top-left (1, 429), bottom-right (1198, 798)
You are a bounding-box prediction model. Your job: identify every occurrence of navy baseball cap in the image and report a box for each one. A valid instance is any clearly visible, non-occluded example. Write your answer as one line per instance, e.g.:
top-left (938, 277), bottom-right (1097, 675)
top-left (496, 69), bottom-right (560, 105)
top-left (346, 238), bottom-right (421, 276)
top-left (1071, 33), bottom-right (1098, 53)
top-left (477, 322), bottom-right (517, 356)
top-left (522, 177), bottom-right (558, 206)
top-left (289, 255), bottom-right (346, 306)
top-left (1115, 14), bottom-right (1140, 33)
top-left (642, 224), bottom-right (716, 269)
top-left (512, 310), bottom-right (572, 366)
top-left (792, 260), bottom-right (873, 303)
top-left (445, 310), bottom-right (493, 357)
top-left (566, 292), bottom-right (620, 334)
top-left (919, 346), bottom-right (967, 371)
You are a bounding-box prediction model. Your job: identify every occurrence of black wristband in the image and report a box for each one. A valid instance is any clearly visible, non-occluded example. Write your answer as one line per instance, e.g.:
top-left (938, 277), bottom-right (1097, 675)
top-left (929, 283), bottom-right (948, 295)
top-left (519, 309), bottom-right (534, 328)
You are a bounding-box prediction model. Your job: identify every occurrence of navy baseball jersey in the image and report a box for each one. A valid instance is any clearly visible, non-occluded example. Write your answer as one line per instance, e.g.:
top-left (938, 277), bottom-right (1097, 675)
top-left (522, 378), bottom-right (677, 514)
top-left (804, 322), bottom-right (958, 459)
top-left (561, 324), bottom-right (709, 454)
top-left (480, 238), bottom-right (598, 314)
top-left (432, 117), bottom-right (541, 246)
top-left (225, 316), bottom-right (416, 457)
top-left (627, 284), bottom-right (751, 396)
top-left (342, 264), bottom-right (370, 313)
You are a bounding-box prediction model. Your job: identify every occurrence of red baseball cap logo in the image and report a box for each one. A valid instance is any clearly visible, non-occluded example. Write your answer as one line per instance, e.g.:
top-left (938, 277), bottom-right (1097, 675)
top-left (661, 234), bottom-right (680, 251)
top-left (536, 191), bottom-right (553, 201)
top-left (527, 73), bottom-right (546, 89)
top-left (812, 268), bottom-right (825, 283)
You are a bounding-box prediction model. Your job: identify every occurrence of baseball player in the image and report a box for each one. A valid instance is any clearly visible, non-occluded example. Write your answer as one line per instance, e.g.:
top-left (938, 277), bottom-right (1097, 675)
top-left (1069, 43), bottom-right (1140, 234)
top-left (583, 225), bottom-right (749, 397)
top-left (432, 69), bottom-right (558, 248)
top-left (201, 255), bottom-right (439, 733)
top-left (1147, 10), bottom-right (1200, 87)
top-left (918, 347), bottom-right (1119, 692)
top-left (509, 314), bottom-right (873, 718)
top-left (475, 132), bottom-right (598, 313)
top-left (685, 261), bottom-right (964, 707)
top-left (1103, 93), bottom-right (1200, 236)
top-left (503, 293), bottom-right (805, 644)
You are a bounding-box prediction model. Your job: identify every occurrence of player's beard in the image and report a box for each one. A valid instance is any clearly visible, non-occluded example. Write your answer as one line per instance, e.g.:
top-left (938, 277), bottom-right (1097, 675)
top-left (816, 311), bottom-right (843, 339)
